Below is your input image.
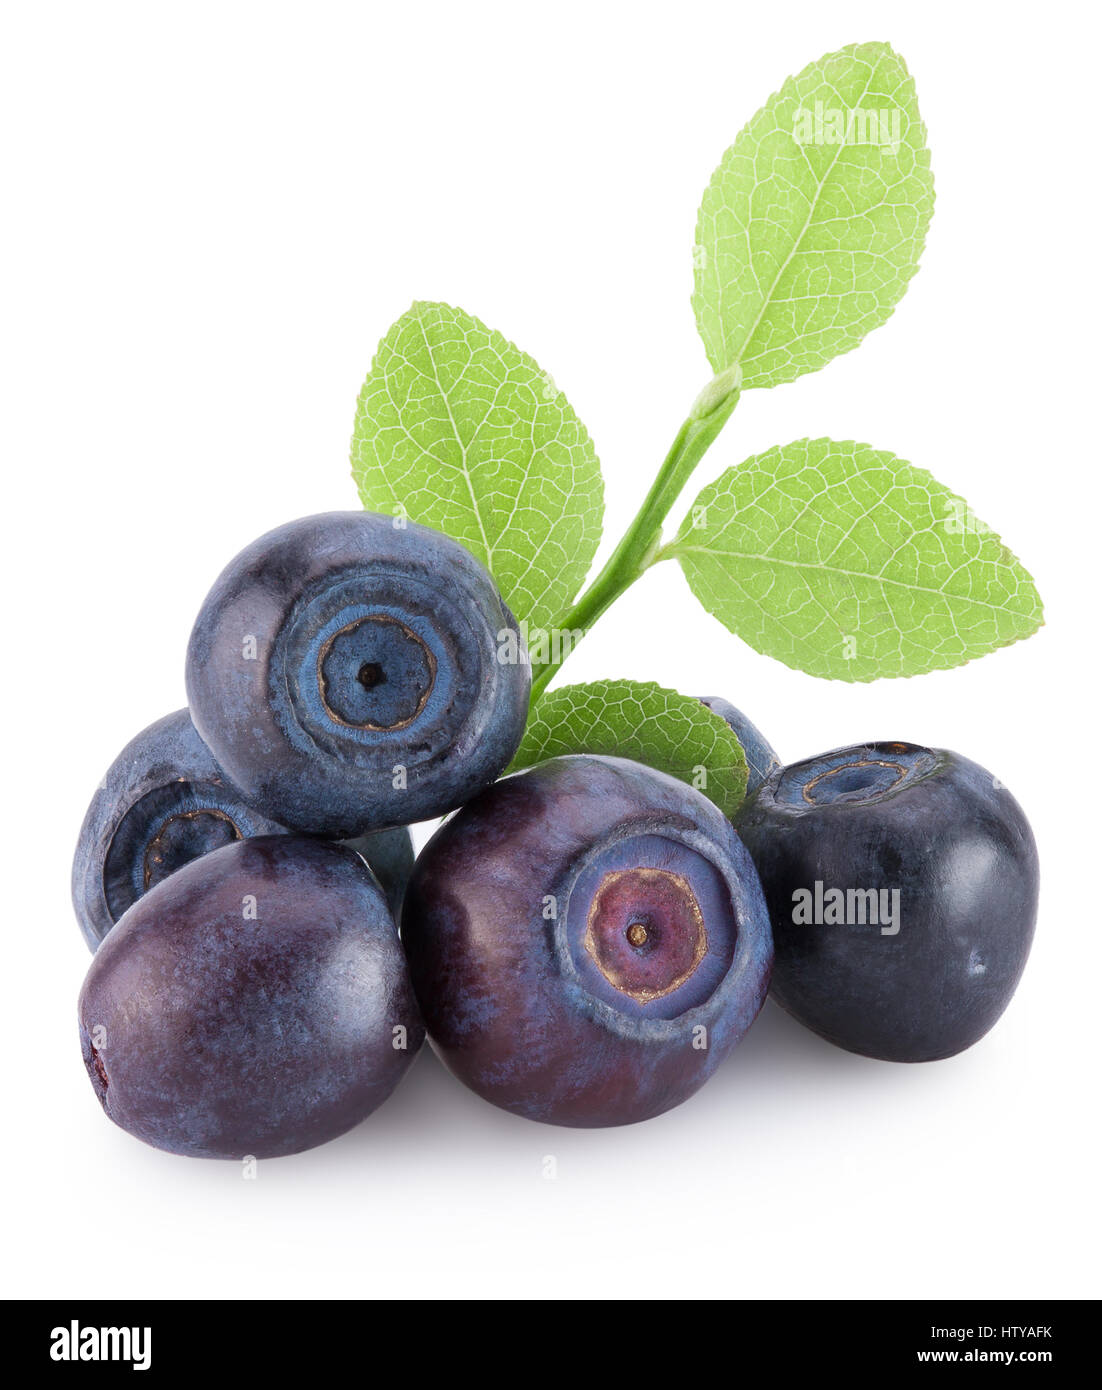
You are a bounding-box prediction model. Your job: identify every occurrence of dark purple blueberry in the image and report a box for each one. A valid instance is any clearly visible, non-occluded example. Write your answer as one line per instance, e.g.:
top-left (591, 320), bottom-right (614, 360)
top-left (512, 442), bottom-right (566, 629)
top-left (72, 709), bottom-right (417, 952)
top-left (697, 696), bottom-right (781, 796)
top-left (78, 836), bottom-right (424, 1158)
top-left (402, 755), bottom-right (773, 1127)
top-left (735, 741), bottom-right (1039, 1062)
top-left (185, 512), bottom-right (530, 837)
top-left (72, 709), bottom-right (289, 952)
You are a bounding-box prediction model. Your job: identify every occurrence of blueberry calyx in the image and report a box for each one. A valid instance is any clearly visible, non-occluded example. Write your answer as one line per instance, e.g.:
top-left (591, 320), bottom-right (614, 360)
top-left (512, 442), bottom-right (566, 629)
top-left (100, 777), bottom-right (269, 927)
top-left (584, 866), bottom-right (708, 1004)
top-left (317, 613), bottom-right (437, 731)
top-left (556, 822), bottom-right (743, 1026)
top-left (142, 806), bottom-right (242, 890)
top-left (772, 742), bottom-right (940, 810)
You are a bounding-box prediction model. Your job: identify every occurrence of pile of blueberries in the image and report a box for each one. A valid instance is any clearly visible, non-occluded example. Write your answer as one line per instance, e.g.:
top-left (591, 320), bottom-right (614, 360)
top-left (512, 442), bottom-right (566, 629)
top-left (74, 512), bottom-right (1039, 1159)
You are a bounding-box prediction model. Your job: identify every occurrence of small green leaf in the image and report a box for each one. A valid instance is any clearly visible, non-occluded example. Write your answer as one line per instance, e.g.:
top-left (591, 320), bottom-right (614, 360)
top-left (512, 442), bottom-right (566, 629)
top-left (693, 41), bottom-right (934, 389)
top-left (351, 301), bottom-right (604, 634)
top-left (512, 680), bottom-right (748, 817)
top-left (669, 438), bottom-right (1043, 681)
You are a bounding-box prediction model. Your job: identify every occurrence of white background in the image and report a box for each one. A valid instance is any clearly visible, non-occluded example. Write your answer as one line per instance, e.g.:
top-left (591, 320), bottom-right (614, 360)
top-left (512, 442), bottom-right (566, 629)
top-left (2, 1), bottom-right (1099, 1301)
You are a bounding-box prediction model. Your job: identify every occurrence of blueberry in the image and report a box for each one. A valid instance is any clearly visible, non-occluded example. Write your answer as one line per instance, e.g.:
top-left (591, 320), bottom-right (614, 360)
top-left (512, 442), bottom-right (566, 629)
top-left (734, 741), bottom-right (1039, 1062)
top-left (697, 695), bottom-right (781, 796)
top-left (185, 512), bottom-right (531, 836)
top-left (72, 708), bottom-right (417, 951)
top-left (78, 836), bottom-right (424, 1158)
top-left (72, 709), bottom-right (289, 952)
top-left (402, 755), bottom-right (773, 1127)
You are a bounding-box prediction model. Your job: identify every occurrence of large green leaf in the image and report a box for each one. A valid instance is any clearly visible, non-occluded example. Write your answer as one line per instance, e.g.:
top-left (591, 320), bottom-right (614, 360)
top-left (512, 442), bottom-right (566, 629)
top-left (511, 680), bottom-right (748, 817)
top-left (669, 438), bottom-right (1043, 681)
top-left (693, 42), bottom-right (934, 389)
top-left (352, 302), bottom-right (603, 633)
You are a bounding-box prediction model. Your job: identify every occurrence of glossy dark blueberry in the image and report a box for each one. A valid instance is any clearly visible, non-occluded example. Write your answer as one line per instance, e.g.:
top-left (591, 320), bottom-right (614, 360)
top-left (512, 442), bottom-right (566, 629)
top-left (402, 755), bottom-right (773, 1127)
top-left (72, 710), bottom-right (289, 952)
top-left (72, 709), bottom-right (417, 952)
top-left (734, 741), bottom-right (1039, 1062)
top-left (185, 512), bottom-right (531, 837)
top-left (697, 696), bottom-right (781, 796)
top-left (78, 836), bottom-right (424, 1159)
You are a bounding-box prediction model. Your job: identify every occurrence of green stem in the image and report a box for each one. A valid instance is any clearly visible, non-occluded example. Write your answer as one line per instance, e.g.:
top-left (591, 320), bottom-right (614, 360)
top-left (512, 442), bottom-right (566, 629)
top-left (528, 369), bottom-right (741, 704)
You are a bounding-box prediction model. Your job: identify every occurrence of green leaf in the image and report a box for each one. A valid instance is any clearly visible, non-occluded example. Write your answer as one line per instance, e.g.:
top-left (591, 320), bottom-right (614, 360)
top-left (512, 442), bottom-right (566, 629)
top-left (669, 438), bottom-right (1043, 681)
top-left (511, 680), bottom-right (748, 817)
top-left (693, 41), bottom-right (934, 389)
top-left (351, 301), bottom-right (604, 634)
